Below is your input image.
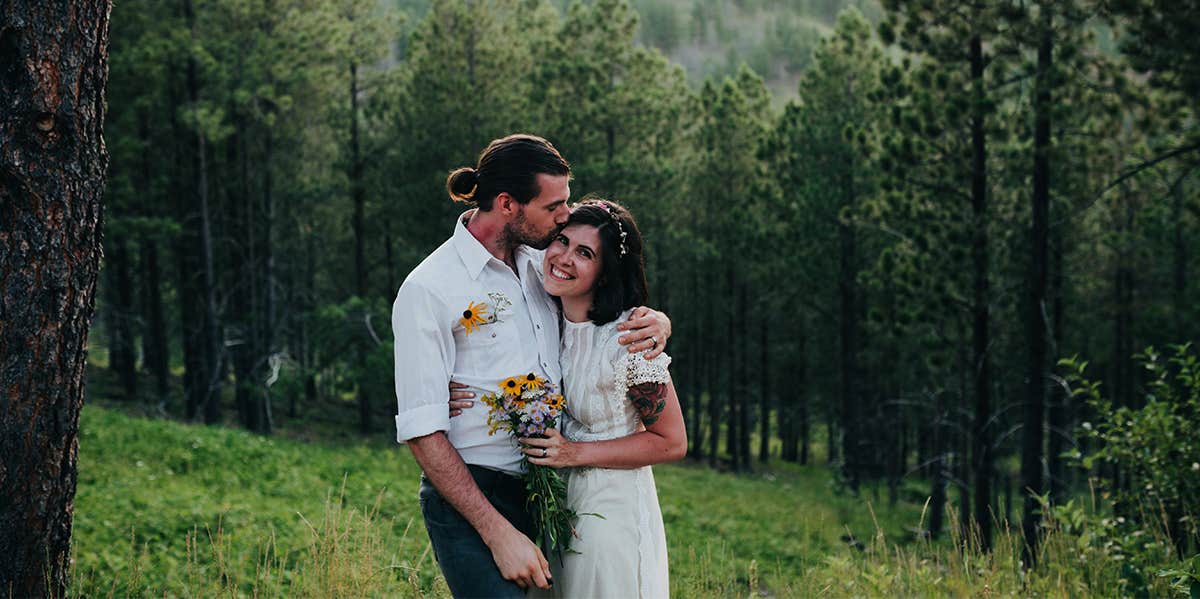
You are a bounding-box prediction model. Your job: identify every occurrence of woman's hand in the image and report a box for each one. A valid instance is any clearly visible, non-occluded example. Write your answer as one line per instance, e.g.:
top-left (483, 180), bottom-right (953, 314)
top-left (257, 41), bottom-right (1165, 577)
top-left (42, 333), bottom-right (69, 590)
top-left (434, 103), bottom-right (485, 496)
top-left (448, 381), bottom-right (475, 417)
top-left (520, 428), bottom-right (582, 468)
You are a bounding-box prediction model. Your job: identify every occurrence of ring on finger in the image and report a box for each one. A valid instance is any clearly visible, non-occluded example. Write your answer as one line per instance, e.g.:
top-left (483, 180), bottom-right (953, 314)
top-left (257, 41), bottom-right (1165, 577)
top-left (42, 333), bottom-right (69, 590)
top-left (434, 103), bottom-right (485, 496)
top-left (649, 335), bottom-right (658, 348)
top-left (541, 448), bottom-right (548, 458)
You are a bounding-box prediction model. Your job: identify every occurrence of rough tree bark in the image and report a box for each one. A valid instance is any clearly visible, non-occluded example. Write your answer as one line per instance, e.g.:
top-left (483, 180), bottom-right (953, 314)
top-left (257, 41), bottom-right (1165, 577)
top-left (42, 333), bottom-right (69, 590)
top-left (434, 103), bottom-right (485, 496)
top-left (0, 1), bottom-right (112, 596)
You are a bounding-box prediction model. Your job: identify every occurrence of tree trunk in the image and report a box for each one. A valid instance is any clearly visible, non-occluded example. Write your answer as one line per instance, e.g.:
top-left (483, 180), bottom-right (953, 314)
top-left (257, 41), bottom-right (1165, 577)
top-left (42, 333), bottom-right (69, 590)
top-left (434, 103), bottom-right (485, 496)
top-left (350, 60), bottom-right (371, 434)
top-left (384, 216), bottom-right (396, 300)
top-left (707, 265), bottom-right (721, 467)
top-left (726, 269), bottom-right (740, 471)
top-left (351, 61), bottom-right (366, 300)
top-left (792, 317), bottom-right (809, 464)
top-left (137, 112), bottom-right (169, 406)
top-left (107, 236), bottom-right (138, 399)
top-left (928, 395), bottom-right (946, 540)
top-left (838, 214), bottom-right (859, 491)
top-left (140, 240), bottom-right (170, 402)
top-left (167, 35), bottom-right (203, 421)
top-left (957, 412), bottom-right (973, 545)
top-left (1110, 187), bottom-right (1136, 497)
top-left (1022, 10), bottom-right (1053, 563)
top-left (826, 403), bottom-right (837, 467)
top-left (1171, 175), bottom-right (1186, 339)
top-left (300, 227), bottom-right (318, 416)
top-left (1047, 233), bottom-right (1066, 500)
top-left (229, 107), bottom-right (258, 432)
top-left (0, 2), bottom-right (111, 595)
top-left (690, 338), bottom-right (706, 459)
top-left (688, 272), bottom-right (706, 459)
top-left (183, 0), bottom-right (221, 425)
top-left (968, 30), bottom-right (994, 553)
top-left (738, 283), bottom-right (752, 471)
top-left (259, 122), bottom-right (276, 434)
top-left (759, 317), bottom-right (770, 463)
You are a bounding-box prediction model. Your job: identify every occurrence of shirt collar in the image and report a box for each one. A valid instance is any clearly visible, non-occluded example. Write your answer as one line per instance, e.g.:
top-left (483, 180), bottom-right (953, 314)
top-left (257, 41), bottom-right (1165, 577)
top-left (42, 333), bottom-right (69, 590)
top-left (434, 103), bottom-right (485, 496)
top-left (452, 211), bottom-right (544, 282)
top-left (452, 212), bottom-right (494, 281)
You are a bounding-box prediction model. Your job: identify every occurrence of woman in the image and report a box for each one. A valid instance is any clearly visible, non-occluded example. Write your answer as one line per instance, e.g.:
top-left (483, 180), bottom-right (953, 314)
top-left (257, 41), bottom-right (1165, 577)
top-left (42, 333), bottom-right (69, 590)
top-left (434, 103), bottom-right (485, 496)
top-left (524, 198), bottom-right (687, 598)
top-left (453, 198), bottom-right (687, 598)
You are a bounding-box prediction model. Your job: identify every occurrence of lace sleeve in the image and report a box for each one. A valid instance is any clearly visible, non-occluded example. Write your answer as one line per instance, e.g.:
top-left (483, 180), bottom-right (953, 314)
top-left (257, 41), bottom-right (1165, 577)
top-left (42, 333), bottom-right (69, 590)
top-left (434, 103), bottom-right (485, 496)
top-left (616, 351), bottom-right (672, 391)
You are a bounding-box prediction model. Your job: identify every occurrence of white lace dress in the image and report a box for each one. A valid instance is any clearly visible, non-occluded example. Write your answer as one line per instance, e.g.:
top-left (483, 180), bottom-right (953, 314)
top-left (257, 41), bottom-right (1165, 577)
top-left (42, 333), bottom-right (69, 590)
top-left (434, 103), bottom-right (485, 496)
top-left (552, 309), bottom-right (672, 599)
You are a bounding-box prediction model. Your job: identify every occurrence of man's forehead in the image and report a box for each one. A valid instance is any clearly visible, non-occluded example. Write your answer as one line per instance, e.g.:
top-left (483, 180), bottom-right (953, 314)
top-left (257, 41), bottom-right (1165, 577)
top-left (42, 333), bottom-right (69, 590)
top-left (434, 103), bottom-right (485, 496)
top-left (534, 175), bottom-right (570, 205)
top-left (536, 172), bottom-right (570, 189)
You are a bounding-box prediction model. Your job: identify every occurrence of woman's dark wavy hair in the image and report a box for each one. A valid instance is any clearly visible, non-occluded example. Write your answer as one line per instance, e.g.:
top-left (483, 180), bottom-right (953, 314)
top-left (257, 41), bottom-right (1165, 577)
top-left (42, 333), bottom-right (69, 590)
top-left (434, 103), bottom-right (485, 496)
top-left (565, 197), bottom-right (649, 326)
top-left (445, 134), bottom-right (570, 210)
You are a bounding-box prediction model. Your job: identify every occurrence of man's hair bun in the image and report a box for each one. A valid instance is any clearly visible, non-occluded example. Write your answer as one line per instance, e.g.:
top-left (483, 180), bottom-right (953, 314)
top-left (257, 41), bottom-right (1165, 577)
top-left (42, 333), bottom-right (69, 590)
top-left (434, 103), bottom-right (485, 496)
top-left (446, 167), bottom-right (479, 203)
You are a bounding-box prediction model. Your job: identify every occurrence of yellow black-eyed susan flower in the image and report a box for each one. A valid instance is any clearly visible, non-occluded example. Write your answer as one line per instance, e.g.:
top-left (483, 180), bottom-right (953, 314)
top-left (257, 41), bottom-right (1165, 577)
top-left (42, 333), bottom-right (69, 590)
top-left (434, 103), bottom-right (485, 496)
top-left (459, 301), bottom-right (489, 335)
top-left (521, 372), bottom-right (546, 390)
top-left (500, 377), bottom-right (521, 394)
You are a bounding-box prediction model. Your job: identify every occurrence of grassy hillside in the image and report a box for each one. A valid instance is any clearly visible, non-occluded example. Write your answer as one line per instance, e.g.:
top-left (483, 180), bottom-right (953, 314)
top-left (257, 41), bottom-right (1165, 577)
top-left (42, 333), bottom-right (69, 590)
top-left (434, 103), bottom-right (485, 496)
top-left (70, 405), bottom-right (1182, 597)
top-left (70, 405), bottom-right (924, 596)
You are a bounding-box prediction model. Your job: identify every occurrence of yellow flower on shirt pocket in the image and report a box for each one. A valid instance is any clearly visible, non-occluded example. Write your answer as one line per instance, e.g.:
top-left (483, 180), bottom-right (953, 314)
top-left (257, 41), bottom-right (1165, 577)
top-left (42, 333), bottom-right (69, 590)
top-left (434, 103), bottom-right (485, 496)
top-left (457, 292), bottom-right (511, 337)
top-left (459, 301), bottom-right (489, 335)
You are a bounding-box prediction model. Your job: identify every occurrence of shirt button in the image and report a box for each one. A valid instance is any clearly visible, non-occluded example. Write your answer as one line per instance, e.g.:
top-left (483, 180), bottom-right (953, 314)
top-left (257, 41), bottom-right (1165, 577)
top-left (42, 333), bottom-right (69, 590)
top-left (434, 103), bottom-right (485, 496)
top-left (491, 332), bottom-right (497, 338)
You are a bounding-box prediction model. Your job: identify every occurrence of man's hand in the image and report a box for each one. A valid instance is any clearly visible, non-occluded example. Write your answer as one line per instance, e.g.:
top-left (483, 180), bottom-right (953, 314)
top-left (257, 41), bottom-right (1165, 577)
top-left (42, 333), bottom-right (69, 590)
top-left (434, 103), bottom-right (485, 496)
top-left (448, 381), bottom-right (475, 417)
top-left (407, 433), bottom-right (550, 589)
top-left (616, 306), bottom-right (671, 359)
top-left (483, 522), bottom-right (553, 590)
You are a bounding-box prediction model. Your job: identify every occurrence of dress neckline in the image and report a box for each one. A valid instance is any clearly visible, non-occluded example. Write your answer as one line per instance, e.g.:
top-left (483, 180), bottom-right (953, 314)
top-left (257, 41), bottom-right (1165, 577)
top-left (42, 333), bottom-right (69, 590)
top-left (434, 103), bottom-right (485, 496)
top-left (563, 318), bottom-right (594, 330)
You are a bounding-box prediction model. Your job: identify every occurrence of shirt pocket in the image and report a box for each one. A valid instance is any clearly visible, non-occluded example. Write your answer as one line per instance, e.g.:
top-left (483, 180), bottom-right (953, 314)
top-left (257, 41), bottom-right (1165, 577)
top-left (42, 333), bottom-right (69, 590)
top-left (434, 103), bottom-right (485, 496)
top-left (449, 295), bottom-right (509, 351)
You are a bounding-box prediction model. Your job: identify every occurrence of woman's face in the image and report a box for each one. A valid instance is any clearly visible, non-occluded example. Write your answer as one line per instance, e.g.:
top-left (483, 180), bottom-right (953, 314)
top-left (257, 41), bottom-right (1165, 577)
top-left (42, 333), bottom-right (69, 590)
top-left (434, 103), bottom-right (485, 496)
top-left (543, 224), bottom-right (603, 300)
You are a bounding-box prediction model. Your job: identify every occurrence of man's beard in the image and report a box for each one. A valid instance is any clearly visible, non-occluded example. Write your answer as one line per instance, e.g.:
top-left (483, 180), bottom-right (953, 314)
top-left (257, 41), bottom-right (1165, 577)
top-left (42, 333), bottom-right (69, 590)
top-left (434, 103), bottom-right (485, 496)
top-left (505, 209), bottom-right (559, 250)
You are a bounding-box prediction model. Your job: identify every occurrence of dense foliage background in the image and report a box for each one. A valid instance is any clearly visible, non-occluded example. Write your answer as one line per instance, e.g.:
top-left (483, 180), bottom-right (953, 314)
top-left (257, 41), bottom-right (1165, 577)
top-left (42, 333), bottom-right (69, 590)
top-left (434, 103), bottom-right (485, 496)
top-left (89, 0), bottom-right (1199, 593)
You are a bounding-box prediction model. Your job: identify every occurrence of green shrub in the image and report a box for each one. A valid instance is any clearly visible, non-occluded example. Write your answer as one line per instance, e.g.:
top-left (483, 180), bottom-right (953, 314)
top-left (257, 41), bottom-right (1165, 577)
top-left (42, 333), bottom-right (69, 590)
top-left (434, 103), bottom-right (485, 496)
top-left (1062, 343), bottom-right (1200, 558)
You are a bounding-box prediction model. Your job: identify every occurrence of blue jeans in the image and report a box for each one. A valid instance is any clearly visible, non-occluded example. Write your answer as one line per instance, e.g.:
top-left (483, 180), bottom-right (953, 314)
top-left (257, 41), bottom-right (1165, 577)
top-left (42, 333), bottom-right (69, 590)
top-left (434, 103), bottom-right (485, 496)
top-left (419, 465), bottom-right (538, 598)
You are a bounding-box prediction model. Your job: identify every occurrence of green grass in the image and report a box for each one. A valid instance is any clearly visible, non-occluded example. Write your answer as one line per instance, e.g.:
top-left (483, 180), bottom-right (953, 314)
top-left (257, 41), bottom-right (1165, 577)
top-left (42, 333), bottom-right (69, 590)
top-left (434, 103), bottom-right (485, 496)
top-left (69, 405), bottom-right (1187, 597)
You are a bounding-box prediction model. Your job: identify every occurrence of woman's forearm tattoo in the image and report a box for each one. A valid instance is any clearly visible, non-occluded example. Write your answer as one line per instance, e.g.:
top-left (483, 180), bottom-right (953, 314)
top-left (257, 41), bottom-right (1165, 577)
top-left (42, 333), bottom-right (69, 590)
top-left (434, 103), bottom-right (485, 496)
top-left (628, 382), bottom-right (667, 426)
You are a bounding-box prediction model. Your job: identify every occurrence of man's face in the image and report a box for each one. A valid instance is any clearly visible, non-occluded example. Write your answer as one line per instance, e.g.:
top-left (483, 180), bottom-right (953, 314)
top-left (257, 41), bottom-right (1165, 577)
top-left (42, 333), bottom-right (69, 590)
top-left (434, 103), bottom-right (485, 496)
top-left (507, 173), bottom-right (571, 250)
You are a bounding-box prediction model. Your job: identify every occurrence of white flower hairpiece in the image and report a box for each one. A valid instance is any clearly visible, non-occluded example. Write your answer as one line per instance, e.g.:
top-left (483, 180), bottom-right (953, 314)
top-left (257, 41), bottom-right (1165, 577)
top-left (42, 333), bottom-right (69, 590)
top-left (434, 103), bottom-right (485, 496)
top-left (595, 200), bottom-right (628, 256)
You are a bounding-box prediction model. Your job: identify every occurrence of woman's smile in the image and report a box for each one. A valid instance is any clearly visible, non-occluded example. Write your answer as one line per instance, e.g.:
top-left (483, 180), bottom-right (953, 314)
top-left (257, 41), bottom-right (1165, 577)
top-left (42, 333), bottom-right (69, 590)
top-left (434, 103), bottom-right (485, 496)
top-left (548, 265), bottom-right (576, 281)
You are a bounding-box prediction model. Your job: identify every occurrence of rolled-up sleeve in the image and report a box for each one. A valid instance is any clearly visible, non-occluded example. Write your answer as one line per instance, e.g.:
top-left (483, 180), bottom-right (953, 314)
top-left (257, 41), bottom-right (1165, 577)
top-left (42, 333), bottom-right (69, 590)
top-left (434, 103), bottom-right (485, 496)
top-left (392, 280), bottom-right (455, 443)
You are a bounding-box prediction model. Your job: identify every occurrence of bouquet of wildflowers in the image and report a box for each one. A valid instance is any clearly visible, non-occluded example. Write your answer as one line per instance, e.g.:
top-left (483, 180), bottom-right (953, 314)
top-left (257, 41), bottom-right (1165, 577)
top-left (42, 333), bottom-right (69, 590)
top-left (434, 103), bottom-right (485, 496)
top-left (481, 372), bottom-right (577, 557)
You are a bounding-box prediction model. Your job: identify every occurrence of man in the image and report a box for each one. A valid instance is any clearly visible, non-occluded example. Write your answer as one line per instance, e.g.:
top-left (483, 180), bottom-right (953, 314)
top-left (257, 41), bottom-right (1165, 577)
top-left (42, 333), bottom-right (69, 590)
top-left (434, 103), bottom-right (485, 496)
top-left (392, 134), bottom-right (669, 597)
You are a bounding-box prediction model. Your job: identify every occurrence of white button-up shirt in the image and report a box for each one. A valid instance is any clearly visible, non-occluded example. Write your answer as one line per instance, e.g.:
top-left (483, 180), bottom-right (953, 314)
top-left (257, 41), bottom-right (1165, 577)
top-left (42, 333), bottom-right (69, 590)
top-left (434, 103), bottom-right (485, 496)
top-left (392, 214), bottom-right (562, 475)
